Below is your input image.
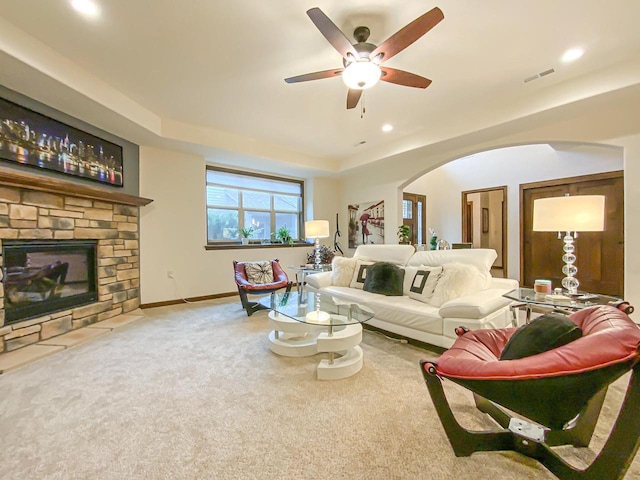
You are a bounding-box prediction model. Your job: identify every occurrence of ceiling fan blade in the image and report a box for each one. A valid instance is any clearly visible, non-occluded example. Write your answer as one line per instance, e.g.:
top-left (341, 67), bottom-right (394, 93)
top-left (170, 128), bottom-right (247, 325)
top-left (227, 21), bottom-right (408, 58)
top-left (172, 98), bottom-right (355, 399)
top-left (380, 67), bottom-right (432, 88)
top-left (346, 89), bottom-right (362, 109)
top-left (285, 69), bottom-right (343, 83)
top-left (371, 7), bottom-right (444, 63)
top-left (307, 7), bottom-right (359, 59)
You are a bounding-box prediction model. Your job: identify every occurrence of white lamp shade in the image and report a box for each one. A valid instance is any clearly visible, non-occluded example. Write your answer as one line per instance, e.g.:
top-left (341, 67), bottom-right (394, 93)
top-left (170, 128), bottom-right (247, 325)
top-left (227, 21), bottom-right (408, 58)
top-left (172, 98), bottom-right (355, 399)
top-left (305, 220), bottom-right (330, 238)
top-left (533, 195), bottom-right (605, 232)
top-left (342, 61), bottom-right (381, 90)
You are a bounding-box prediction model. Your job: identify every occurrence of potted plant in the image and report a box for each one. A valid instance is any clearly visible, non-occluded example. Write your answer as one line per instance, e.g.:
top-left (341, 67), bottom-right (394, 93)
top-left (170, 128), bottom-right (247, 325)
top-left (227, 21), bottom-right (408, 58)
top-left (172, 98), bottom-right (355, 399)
top-left (240, 227), bottom-right (253, 245)
top-left (276, 225), bottom-right (294, 246)
top-left (397, 224), bottom-right (411, 244)
top-left (306, 244), bottom-right (335, 266)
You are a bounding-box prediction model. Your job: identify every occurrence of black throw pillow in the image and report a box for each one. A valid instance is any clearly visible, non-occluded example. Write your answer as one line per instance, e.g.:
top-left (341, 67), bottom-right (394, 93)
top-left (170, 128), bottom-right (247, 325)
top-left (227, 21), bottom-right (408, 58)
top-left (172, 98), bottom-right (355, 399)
top-left (499, 312), bottom-right (583, 361)
top-left (363, 262), bottom-right (405, 296)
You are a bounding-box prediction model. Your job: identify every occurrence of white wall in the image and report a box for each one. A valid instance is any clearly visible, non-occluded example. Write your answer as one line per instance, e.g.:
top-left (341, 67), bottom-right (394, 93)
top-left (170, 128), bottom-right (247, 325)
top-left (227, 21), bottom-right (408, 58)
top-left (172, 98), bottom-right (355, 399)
top-left (334, 97), bottom-right (640, 306)
top-left (617, 134), bottom-right (640, 310)
top-left (404, 143), bottom-right (623, 280)
top-left (138, 90), bottom-right (640, 307)
top-left (139, 146), bottom-right (340, 304)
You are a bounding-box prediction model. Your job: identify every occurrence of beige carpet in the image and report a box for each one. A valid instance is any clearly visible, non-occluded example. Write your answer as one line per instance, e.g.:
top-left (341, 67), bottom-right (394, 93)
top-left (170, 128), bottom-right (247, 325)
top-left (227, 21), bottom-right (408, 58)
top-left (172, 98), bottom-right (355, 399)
top-left (0, 298), bottom-right (638, 480)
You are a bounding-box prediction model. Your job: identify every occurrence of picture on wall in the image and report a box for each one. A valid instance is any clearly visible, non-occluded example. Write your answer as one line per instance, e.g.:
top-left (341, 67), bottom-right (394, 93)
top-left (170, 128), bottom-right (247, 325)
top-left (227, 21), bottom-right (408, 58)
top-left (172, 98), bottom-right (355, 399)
top-left (482, 207), bottom-right (489, 233)
top-left (0, 96), bottom-right (124, 187)
top-left (348, 200), bottom-right (385, 249)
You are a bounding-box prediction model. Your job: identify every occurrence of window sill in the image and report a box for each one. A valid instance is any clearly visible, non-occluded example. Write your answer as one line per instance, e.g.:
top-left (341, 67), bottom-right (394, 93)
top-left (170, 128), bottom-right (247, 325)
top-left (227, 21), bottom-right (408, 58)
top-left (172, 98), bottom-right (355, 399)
top-left (205, 242), bottom-right (313, 251)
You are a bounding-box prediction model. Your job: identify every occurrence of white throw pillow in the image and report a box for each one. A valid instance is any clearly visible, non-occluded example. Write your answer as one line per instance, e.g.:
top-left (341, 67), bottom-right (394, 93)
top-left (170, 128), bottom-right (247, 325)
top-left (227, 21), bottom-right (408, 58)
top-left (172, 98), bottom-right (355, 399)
top-left (330, 256), bottom-right (357, 287)
top-left (349, 259), bottom-right (375, 289)
top-left (244, 261), bottom-right (274, 284)
top-left (404, 266), bottom-right (443, 303)
top-left (430, 263), bottom-right (491, 307)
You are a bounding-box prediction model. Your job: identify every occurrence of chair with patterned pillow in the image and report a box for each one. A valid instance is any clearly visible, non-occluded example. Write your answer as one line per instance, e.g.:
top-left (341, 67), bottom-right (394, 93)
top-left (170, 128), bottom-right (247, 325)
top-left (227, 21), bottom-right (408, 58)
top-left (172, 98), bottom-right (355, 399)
top-left (233, 258), bottom-right (292, 316)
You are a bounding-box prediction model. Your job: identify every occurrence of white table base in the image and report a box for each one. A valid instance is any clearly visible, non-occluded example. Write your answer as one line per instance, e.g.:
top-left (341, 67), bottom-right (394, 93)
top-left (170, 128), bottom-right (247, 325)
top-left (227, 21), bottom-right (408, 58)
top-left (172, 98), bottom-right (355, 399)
top-left (268, 311), bottom-right (364, 380)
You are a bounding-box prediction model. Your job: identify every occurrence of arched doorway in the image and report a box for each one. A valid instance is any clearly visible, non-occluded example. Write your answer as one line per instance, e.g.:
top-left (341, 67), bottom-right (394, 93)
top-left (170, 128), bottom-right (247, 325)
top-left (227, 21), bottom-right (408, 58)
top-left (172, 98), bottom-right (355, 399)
top-left (402, 143), bottom-right (624, 287)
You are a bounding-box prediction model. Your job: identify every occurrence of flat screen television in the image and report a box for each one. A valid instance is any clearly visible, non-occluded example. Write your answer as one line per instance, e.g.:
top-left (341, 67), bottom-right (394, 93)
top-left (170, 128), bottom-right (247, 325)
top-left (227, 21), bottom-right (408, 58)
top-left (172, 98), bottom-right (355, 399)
top-left (2, 240), bottom-right (98, 324)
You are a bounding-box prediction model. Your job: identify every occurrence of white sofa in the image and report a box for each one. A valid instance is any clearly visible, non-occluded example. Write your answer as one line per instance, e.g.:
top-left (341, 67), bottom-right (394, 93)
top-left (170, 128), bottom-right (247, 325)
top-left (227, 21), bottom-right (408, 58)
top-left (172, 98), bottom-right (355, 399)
top-left (305, 245), bottom-right (518, 349)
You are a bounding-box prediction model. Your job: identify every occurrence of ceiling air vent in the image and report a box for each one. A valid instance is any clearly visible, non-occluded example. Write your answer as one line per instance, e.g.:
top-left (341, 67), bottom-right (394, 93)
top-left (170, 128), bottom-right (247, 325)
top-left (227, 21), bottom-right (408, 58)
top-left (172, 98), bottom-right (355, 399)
top-left (524, 68), bottom-right (556, 83)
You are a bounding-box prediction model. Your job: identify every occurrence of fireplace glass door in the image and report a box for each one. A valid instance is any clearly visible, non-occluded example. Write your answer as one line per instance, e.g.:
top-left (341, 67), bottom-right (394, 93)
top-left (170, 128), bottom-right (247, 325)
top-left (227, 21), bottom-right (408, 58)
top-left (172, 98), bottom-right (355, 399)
top-left (3, 240), bottom-right (98, 324)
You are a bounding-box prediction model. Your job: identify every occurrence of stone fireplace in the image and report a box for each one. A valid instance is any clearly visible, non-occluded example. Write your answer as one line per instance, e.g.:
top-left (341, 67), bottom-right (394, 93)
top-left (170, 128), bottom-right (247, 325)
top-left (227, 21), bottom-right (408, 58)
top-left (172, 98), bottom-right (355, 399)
top-left (0, 169), bottom-right (151, 354)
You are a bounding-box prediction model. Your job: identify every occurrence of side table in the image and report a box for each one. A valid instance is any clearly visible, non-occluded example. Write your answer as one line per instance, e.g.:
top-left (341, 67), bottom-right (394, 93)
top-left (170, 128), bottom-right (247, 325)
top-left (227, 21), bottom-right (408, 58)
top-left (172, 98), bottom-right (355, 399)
top-left (289, 265), bottom-right (331, 294)
top-left (503, 288), bottom-right (621, 326)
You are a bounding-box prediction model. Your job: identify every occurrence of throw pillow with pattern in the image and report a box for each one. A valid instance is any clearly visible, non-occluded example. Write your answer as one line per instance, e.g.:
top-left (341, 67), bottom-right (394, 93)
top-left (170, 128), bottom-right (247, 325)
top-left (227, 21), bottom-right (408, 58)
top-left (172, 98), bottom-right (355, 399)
top-left (349, 259), bottom-right (375, 289)
top-left (404, 266), bottom-right (443, 303)
top-left (245, 261), bottom-right (274, 284)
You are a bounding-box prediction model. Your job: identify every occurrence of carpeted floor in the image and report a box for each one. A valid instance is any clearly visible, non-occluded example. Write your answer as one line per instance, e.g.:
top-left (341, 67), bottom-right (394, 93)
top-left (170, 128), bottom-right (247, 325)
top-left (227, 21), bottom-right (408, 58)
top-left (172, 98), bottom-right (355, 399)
top-left (0, 298), bottom-right (638, 479)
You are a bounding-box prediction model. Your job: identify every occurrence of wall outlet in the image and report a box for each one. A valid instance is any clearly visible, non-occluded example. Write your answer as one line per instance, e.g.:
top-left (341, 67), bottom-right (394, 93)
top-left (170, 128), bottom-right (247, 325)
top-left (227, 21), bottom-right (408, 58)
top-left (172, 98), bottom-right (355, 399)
top-left (167, 270), bottom-right (175, 279)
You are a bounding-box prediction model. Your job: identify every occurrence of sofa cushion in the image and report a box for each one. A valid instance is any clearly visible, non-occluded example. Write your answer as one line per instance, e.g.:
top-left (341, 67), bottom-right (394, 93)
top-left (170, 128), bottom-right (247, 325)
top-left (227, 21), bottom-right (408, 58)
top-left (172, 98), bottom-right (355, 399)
top-left (244, 261), bottom-right (274, 284)
top-left (439, 290), bottom-right (513, 319)
top-left (364, 295), bottom-right (443, 335)
top-left (349, 260), bottom-right (375, 289)
top-left (404, 266), bottom-right (443, 303)
top-left (320, 286), bottom-right (444, 335)
top-left (364, 262), bottom-right (405, 296)
top-left (500, 313), bottom-right (583, 360)
top-left (407, 249), bottom-right (497, 272)
top-left (330, 256), bottom-right (357, 287)
top-left (354, 244), bottom-right (415, 265)
top-left (318, 285), bottom-right (377, 304)
top-left (430, 263), bottom-right (491, 307)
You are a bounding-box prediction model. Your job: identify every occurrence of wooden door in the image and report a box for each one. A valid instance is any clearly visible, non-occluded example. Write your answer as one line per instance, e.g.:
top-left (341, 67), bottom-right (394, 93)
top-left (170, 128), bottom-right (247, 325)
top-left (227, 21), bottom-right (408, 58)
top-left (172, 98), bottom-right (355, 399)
top-left (402, 193), bottom-right (426, 245)
top-left (521, 171), bottom-right (623, 296)
top-left (462, 186), bottom-right (507, 277)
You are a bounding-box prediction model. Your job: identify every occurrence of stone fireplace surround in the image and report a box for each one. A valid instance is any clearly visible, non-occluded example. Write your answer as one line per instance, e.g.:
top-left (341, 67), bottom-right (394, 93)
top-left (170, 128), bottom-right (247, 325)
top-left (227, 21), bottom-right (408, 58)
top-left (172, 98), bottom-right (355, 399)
top-left (0, 170), bottom-right (152, 354)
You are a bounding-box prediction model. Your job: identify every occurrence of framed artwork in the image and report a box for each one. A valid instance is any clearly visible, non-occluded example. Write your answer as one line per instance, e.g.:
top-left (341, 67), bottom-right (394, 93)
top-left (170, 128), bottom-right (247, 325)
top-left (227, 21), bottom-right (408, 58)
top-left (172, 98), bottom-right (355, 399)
top-left (0, 96), bottom-right (123, 187)
top-left (482, 207), bottom-right (489, 233)
top-left (348, 200), bottom-right (385, 249)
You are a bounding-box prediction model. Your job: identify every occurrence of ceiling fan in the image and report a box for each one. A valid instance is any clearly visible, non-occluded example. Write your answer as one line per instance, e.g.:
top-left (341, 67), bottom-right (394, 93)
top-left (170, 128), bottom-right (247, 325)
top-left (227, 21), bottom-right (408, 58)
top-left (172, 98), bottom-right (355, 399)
top-left (285, 6), bottom-right (444, 109)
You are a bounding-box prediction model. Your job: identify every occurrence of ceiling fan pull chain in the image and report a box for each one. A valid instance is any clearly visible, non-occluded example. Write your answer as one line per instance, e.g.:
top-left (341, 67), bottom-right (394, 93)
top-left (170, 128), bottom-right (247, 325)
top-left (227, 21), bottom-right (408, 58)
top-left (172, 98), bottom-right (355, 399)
top-left (361, 91), bottom-right (366, 118)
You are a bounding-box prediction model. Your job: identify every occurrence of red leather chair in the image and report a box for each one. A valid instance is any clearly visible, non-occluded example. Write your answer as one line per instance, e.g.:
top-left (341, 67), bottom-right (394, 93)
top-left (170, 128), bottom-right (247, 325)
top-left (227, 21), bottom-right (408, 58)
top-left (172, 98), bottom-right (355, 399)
top-left (421, 304), bottom-right (640, 480)
top-left (233, 259), bottom-right (292, 316)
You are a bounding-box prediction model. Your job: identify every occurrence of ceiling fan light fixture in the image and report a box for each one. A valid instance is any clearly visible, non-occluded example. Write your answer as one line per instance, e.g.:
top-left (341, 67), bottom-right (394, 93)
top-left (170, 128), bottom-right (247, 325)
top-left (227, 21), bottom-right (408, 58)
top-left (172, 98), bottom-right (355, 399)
top-left (342, 61), bottom-right (381, 90)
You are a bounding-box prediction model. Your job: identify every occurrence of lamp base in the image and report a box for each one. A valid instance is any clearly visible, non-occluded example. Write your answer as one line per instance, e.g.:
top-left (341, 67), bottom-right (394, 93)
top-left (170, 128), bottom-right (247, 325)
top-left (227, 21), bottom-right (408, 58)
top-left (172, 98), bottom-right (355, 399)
top-left (561, 232), bottom-right (579, 295)
top-left (314, 237), bottom-right (322, 268)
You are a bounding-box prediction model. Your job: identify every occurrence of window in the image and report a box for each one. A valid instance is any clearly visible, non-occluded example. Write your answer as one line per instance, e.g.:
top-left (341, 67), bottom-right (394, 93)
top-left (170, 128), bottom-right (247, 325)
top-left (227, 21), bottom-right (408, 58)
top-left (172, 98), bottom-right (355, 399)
top-left (206, 167), bottom-right (304, 244)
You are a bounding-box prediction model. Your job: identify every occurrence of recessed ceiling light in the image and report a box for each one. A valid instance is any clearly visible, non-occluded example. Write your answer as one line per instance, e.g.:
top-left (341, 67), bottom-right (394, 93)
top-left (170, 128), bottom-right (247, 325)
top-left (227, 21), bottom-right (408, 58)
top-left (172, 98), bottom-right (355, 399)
top-left (382, 124), bottom-right (393, 132)
top-left (71, 0), bottom-right (100, 18)
top-left (562, 48), bottom-right (584, 63)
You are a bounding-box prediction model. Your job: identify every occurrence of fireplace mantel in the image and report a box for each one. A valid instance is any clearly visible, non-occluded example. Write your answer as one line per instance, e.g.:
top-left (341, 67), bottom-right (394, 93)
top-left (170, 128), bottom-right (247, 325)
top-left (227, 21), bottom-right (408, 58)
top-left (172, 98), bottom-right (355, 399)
top-left (0, 169), bottom-right (153, 207)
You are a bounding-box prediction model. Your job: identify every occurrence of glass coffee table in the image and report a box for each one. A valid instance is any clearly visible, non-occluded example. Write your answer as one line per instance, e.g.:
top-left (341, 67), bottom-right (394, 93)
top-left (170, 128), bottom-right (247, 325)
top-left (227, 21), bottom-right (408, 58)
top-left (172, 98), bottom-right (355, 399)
top-left (503, 287), bottom-right (621, 326)
top-left (259, 291), bottom-right (374, 380)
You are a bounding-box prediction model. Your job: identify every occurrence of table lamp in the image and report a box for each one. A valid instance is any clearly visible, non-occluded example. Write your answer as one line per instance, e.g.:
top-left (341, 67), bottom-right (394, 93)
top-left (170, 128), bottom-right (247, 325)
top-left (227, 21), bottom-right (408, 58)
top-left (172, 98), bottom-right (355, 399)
top-left (532, 194), bottom-right (605, 294)
top-left (305, 220), bottom-right (330, 269)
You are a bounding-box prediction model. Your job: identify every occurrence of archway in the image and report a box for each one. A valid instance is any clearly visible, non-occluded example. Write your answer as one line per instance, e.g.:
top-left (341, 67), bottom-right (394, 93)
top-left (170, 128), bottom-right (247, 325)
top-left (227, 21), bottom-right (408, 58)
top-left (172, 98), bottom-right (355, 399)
top-left (401, 142), bottom-right (623, 285)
